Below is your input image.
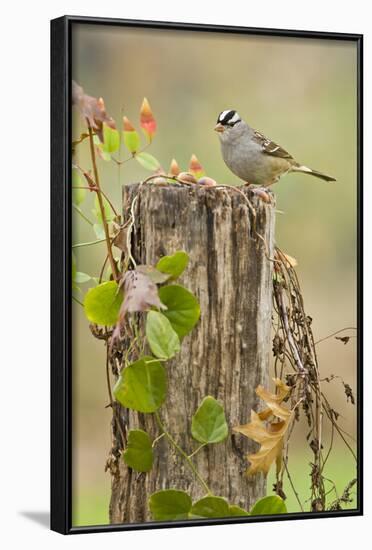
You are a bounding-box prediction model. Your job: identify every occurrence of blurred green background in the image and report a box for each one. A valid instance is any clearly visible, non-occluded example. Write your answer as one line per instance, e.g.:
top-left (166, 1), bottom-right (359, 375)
top-left (71, 23), bottom-right (358, 526)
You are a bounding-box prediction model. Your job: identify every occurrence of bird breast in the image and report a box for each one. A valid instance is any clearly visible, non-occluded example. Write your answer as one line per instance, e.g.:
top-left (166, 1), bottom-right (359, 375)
top-left (221, 139), bottom-right (288, 186)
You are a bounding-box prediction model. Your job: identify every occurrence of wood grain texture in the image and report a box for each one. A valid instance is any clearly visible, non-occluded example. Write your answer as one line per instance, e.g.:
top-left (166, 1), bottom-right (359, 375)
top-left (109, 184), bottom-right (275, 524)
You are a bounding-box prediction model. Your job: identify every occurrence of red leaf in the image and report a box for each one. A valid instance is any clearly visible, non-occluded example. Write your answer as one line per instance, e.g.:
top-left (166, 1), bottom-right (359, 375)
top-left (140, 97), bottom-right (157, 141)
top-left (189, 154), bottom-right (205, 179)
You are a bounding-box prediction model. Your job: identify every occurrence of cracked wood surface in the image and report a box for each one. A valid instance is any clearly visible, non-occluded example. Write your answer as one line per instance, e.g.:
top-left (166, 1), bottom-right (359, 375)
top-left (109, 184), bottom-right (275, 524)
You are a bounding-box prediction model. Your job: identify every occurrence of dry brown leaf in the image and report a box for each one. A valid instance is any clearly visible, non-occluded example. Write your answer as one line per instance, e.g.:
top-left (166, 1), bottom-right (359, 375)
top-left (110, 270), bottom-right (167, 350)
top-left (233, 378), bottom-right (292, 476)
top-left (72, 80), bottom-right (116, 140)
top-left (119, 270), bottom-right (167, 316)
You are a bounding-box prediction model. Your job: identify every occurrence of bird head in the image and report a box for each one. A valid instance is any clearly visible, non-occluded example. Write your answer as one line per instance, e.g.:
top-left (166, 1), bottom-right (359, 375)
top-left (214, 110), bottom-right (244, 144)
top-left (215, 109), bottom-right (242, 132)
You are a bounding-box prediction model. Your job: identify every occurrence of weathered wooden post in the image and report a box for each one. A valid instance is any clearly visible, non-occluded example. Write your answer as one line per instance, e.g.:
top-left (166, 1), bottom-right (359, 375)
top-left (109, 184), bottom-right (275, 523)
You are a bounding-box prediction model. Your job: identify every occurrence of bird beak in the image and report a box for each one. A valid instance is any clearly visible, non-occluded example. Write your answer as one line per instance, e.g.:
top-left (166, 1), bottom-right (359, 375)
top-left (214, 123), bottom-right (225, 133)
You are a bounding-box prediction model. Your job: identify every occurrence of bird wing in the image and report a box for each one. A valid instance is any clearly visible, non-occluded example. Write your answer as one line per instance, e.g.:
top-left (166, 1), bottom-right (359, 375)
top-left (252, 130), bottom-right (295, 161)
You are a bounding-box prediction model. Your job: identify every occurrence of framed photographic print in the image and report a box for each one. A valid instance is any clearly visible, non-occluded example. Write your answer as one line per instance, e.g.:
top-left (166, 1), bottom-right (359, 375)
top-left (51, 15), bottom-right (363, 534)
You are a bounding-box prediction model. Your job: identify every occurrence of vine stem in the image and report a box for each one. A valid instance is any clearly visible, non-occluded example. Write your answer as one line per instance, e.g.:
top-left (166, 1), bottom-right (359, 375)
top-left (72, 238), bottom-right (106, 249)
top-left (152, 433), bottom-right (165, 448)
top-left (188, 444), bottom-right (206, 459)
top-left (72, 295), bottom-right (84, 307)
top-left (72, 203), bottom-right (94, 226)
top-left (154, 411), bottom-right (211, 495)
top-left (87, 121), bottom-right (119, 280)
top-left (72, 184), bottom-right (119, 217)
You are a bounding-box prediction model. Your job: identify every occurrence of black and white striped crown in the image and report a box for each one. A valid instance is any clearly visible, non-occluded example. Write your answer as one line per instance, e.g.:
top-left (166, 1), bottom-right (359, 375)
top-left (217, 110), bottom-right (241, 126)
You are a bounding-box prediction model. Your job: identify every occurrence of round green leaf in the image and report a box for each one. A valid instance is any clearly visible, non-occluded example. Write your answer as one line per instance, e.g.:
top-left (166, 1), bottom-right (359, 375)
top-left (156, 251), bottom-right (189, 280)
top-left (191, 396), bottom-right (228, 444)
top-left (83, 281), bottom-right (123, 325)
top-left (113, 356), bottom-right (167, 413)
top-left (191, 496), bottom-right (229, 518)
top-left (135, 152), bottom-right (161, 172)
top-left (146, 311), bottom-right (180, 360)
top-left (123, 429), bottom-right (154, 472)
top-left (228, 505), bottom-right (250, 517)
top-left (250, 496), bottom-right (287, 516)
top-left (123, 130), bottom-right (140, 154)
top-left (149, 490), bottom-right (192, 521)
top-left (102, 123), bottom-right (120, 153)
top-left (158, 285), bottom-right (200, 338)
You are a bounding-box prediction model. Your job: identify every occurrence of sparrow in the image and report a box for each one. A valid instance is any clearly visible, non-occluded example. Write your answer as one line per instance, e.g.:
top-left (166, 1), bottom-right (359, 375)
top-left (215, 110), bottom-right (336, 187)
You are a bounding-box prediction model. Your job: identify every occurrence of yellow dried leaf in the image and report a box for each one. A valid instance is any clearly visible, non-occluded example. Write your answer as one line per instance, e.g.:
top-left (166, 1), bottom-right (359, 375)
top-left (256, 378), bottom-right (291, 421)
top-left (233, 378), bottom-right (292, 476)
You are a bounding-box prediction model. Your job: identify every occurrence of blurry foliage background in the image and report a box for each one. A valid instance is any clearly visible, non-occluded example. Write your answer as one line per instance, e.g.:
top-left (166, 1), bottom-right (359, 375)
top-left (71, 23), bottom-right (358, 526)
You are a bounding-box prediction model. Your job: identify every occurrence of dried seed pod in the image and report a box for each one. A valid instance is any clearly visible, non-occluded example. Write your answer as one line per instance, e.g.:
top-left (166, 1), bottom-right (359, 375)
top-left (197, 176), bottom-right (217, 187)
top-left (252, 188), bottom-right (272, 203)
top-left (151, 176), bottom-right (168, 185)
top-left (177, 172), bottom-right (197, 184)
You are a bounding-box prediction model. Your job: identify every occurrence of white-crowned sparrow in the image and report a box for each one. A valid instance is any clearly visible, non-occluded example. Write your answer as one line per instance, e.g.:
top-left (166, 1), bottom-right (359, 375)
top-left (215, 110), bottom-right (336, 186)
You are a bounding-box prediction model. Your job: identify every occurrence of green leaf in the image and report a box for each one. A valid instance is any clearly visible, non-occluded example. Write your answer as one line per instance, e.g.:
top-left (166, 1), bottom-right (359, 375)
top-left (156, 251), bottom-right (189, 280)
top-left (146, 311), bottom-right (180, 360)
top-left (93, 135), bottom-right (111, 161)
top-left (123, 130), bottom-right (141, 154)
top-left (93, 223), bottom-right (105, 240)
top-left (93, 194), bottom-right (113, 223)
top-left (149, 490), bottom-right (192, 521)
top-left (74, 271), bottom-right (91, 284)
top-left (191, 396), bottom-right (228, 444)
top-left (83, 281), bottom-right (123, 325)
top-left (102, 123), bottom-right (120, 153)
top-left (113, 356), bottom-right (166, 413)
top-left (158, 285), bottom-right (200, 339)
top-left (123, 429), bottom-right (153, 472)
top-left (250, 496), bottom-right (287, 516)
top-left (72, 168), bottom-right (86, 205)
top-left (228, 505), bottom-right (250, 517)
top-left (135, 152), bottom-right (161, 172)
top-left (191, 496), bottom-right (230, 518)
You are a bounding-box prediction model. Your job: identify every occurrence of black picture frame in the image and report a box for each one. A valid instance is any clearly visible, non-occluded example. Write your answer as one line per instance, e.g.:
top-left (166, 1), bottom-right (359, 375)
top-left (51, 15), bottom-right (363, 535)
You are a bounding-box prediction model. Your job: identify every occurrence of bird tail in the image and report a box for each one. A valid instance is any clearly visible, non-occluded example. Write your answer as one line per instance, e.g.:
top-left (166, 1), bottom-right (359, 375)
top-left (292, 165), bottom-right (336, 182)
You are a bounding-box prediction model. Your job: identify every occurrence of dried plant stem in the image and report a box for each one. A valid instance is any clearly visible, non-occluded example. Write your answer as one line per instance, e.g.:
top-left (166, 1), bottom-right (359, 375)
top-left (315, 327), bottom-right (357, 346)
top-left (283, 458), bottom-right (304, 512)
top-left (87, 121), bottom-right (119, 280)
